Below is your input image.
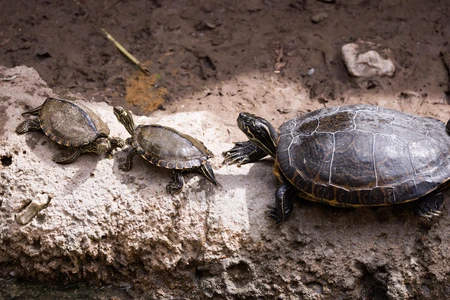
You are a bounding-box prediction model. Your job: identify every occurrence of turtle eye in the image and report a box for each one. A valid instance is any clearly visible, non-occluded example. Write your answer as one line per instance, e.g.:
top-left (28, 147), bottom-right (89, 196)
top-left (119, 110), bottom-right (129, 118)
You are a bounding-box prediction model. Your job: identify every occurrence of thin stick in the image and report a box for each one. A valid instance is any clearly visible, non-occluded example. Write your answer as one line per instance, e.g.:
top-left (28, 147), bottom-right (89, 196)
top-left (0, 75), bottom-right (18, 81)
top-left (101, 28), bottom-right (150, 76)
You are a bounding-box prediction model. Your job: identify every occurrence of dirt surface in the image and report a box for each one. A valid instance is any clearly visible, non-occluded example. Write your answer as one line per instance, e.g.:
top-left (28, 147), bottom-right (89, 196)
top-left (1, 0), bottom-right (449, 120)
top-left (1, 0), bottom-right (450, 298)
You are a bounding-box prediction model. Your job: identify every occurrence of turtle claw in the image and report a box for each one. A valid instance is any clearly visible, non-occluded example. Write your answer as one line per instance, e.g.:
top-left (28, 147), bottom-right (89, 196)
top-left (166, 182), bottom-right (183, 195)
top-left (270, 183), bottom-right (296, 224)
top-left (222, 141), bottom-right (268, 166)
top-left (222, 153), bottom-right (249, 166)
top-left (416, 192), bottom-right (444, 220)
top-left (421, 211), bottom-right (442, 220)
top-left (268, 205), bottom-right (284, 225)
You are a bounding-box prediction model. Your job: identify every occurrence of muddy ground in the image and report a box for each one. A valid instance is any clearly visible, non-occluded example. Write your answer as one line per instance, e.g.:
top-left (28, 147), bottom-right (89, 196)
top-left (1, 0), bottom-right (449, 119)
top-left (1, 0), bottom-right (450, 298)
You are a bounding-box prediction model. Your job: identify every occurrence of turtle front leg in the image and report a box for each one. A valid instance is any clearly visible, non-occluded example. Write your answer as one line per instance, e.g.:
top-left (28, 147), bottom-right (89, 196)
top-left (269, 183), bottom-right (297, 224)
top-left (53, 148), bottom-right (81, 164)
top-left (416, 191), bottom-right (444, 219)
top-left (16, 118), bottom-right (41, 134)
top-left (167, 170), bottom-right (185, 195)
top-left (222, 141), bottom-right (268, 166)
top-left (119, 147), bottom-right (138, 171)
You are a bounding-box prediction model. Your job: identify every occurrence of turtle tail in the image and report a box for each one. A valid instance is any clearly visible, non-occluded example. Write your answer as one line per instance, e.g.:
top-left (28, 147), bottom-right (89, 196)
top-left (200, 162), bottom-right (217, 185)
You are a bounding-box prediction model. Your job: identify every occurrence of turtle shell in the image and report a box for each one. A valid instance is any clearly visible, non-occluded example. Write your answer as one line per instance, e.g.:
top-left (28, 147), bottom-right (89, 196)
top-left (132, 124), bottom-right (213, 169)
top-left (39, 98), bottom-right (110, 147)
top-left (276, 104), bottom-right (450, 207)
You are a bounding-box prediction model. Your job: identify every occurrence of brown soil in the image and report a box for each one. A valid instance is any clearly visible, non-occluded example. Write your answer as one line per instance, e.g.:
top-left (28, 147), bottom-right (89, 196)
top-left (0, 0), bottom-right (449, 119)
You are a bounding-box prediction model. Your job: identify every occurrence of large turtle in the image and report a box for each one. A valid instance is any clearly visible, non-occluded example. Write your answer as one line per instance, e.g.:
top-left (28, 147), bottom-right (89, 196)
top-left (223, 104), bottom-right (450, 223)
top-left (113, 106), bottom-right (217, 195)
top-left (16, 97), bottom-right (124, 163)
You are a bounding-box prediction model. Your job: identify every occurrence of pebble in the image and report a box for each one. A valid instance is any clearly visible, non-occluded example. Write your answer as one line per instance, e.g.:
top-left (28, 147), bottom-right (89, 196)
top-left (341, 42), bottom-right (395, 77)
top-left (311, 12), bottom-right (329, 24)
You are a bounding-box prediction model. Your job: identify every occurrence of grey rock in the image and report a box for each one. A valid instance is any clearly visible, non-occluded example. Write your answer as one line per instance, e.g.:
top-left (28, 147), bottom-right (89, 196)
top-left (311, 12), bottom-right (329, 24)
top-left (1, 66), bottom-right (450, 298)
top-left (342, 42), bottom-right (396, 77)
top-left (15, 193), bottom-right (51, 225)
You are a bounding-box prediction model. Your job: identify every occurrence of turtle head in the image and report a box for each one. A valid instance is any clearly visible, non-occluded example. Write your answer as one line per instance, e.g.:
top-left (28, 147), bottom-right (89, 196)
top-left (81, 137), bottom-right (111, 154)
top-left (237, 112), bottom-right (278, 157)
top-left (96, 137), bottom-right (112, 153)
top-left (113, 106), bottom-right (136, 136)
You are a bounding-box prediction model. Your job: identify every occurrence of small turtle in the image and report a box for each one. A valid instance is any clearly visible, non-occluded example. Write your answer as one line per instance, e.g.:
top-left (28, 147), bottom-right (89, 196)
top-left (16, 97), bottom-right (124, 163)
top-left (113, 106), bottom-right (217, 194)
top-left (223, 104), bottom-right (450, 223)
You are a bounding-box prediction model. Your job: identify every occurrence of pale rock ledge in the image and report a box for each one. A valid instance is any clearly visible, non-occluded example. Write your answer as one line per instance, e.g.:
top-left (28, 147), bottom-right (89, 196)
top-left (1, 66), bottom-right (450, 299)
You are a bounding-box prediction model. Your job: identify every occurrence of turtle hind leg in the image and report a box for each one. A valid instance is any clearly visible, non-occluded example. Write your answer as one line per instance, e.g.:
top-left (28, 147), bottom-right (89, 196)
top-left (268, 183), bottom-right (297, 224)
top-left (22, 105), bottom-right (42, 116)
top-left (53, 148), bottom-right (81, 164)
top-left (16, 118), bottom-right (41, 134)
top-left (199, 162), bottom-right (217, 185)
top-left (416, 192), bottom-right (444, 219)
top-left (167, 170), bottom-right (185, 195)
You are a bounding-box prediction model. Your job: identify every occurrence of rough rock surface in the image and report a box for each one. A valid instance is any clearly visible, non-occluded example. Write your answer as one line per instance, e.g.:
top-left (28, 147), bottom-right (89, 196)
top-left (2, 66), bottom-right (450, 299)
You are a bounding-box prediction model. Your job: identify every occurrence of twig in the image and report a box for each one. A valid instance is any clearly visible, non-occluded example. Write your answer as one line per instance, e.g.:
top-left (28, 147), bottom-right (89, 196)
top-left (0, 75), bottom-right (18, 81)
top-left (101, 28), bottom-right (150, 76)
top-left (274, 43), bottom-right (286, 73)
top-left (105, 0), bottom-right (125, 10)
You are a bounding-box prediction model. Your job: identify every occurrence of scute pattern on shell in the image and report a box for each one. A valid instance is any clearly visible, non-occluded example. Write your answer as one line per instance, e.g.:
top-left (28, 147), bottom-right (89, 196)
top-left (132, 124), bottom-right (212, 170)
top-left (39, 98), bottom-right (109, 147)
top-left (276, 104), bottom-right (450, 206)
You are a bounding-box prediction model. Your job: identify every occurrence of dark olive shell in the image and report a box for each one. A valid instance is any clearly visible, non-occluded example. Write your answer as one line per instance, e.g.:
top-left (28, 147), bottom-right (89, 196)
top-left (39, 98), bottom-right (110, 147)
top-left (132, 124), bottom-right (213, 169)
top-left (276, 104), bottom-right (450, 206)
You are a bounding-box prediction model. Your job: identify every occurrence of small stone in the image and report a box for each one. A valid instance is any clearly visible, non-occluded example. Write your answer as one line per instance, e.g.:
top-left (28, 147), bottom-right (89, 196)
top-left (342, 42), bottom-right (395, 77)
top-left (15, 193), bottom-right (51, 225)
top-left (311, 12), bottom-right (329, 24)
